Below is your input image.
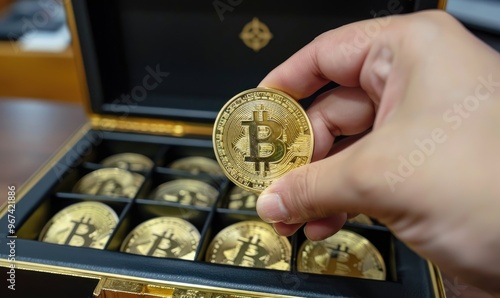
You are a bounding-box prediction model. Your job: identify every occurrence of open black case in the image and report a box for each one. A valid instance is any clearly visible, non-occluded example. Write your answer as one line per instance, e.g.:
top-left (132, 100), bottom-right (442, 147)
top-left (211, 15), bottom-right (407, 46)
top-left (0, 1), bottom-right (447, 297)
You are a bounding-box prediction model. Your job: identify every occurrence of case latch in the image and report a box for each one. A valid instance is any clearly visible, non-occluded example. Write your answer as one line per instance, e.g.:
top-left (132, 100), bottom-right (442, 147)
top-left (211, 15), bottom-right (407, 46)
top-left (93, 277), bottom-right (257, 298)
top-left (94, 278), bottom-right (175, 298)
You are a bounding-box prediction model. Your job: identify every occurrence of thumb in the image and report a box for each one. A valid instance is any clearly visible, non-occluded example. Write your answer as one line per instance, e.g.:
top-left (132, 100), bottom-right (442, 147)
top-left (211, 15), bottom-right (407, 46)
top-left (256, 134), bottom-right (403, 228)
top-left (256, 147), bottom-right (364, 225)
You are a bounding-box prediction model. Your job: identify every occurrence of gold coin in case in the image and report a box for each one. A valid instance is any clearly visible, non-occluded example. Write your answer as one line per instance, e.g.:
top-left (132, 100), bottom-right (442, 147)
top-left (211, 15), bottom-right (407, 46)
top-left (227, 186), bottom-right (257, 211)
top-left (297, 230), bottom-right (386, 280)
top-left (39, 201), bottom-right (118, 249)
top-left (347, 214), bottom-right (374, 226)
top-left (120, 217), bottom-right (200, 260)
top-left (169, 156), bottom-right (224, 176)
top-left (206, 221), bottom-right (291, 271)
top-left (213, 87), bottom-right (314, 193)
top-left (100, 153), bottom-right (154, 172)
top-left (73, 168), bottom-right (144, 198)
top-left (150, 179), bottom-right (219, 207)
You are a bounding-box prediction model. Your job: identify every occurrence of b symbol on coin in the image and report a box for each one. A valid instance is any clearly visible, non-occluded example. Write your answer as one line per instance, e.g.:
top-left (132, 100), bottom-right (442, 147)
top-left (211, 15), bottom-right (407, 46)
top-left (242, 105), bottom-right (285, 175)
top-left (65, 217), bottom-right (97, 246)
top-left (213, 88), bottom-right (313, 192)
top-left (148, 230), bottom-right (181, 257)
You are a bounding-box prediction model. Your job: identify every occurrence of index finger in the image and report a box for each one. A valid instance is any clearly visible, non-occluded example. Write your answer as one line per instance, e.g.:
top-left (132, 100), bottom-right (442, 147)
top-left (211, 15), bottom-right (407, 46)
top-left (258, 16), bottom-right (397, 99)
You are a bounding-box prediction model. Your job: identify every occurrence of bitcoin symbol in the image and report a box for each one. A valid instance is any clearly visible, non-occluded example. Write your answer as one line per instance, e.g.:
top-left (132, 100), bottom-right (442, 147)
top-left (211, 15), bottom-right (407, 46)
top-left (96, 178), bottom-right (121, 196)
top-left (148, 230), bottom-right (181, 257)
top-left (241, 107), bottom-right (285, 174)
top-left (65, 217), bottom-right (97, 246)
top-left (231, 235), bottom-right (269, 267)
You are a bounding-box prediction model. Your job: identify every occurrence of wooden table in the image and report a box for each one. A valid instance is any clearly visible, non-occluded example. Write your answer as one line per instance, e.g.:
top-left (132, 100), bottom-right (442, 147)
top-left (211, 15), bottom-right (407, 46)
top-left (0, 98), bottom-right (87, 205)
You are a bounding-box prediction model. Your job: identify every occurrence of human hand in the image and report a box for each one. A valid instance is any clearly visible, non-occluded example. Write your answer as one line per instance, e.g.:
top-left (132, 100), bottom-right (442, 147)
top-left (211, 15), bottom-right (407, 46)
top-left (256, 10), bottom-right (500, 296)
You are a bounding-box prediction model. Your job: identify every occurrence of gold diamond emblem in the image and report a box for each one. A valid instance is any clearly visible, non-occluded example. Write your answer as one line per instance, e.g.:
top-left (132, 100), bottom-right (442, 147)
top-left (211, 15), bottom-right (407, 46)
top-left (239, 17), bottom-right (273, 52)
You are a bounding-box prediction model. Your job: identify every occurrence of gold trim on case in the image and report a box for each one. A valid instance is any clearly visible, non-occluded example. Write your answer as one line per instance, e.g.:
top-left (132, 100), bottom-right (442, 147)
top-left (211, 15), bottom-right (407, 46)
top-left (89, 114), bottom-right (212, 138)
top-left (438, 0), bottom-right (448, 10)
top-left (0, 260), bottom-right (298, 298)
top-left (428, 261), bottom-right (447, 298)
top-left (65, 0), bottom-right (92, 116)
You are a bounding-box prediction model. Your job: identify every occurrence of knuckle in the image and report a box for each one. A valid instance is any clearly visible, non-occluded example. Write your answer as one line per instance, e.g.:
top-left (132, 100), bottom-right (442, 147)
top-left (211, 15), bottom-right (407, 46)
top-left (282, 163), bottom-right (326, 221)
top-left (342, 152), bottom-right (386, 211)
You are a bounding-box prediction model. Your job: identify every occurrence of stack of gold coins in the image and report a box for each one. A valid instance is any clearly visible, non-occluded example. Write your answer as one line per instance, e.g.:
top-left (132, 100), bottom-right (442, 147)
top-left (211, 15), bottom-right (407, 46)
top-left (227, 186), bottom-right (257, 211)
top-left (39, 201), bottom-right (118, 249)
top-left (169, 156), bottom-right (223, 176)
top-left (213, 87), bottom-right (314, 193)
top-left (150, 179), bottom-right (219, 207)
top-left (100, 153), bottom-right (154, 172)
top-left (206, 221), bottom-right (291, 271)
top-left (297, 230), bottom-right (386, 280)
top-left (73, 168), bottom-right (144, 199)
top-left (120, 217), bottom-right (200, 260)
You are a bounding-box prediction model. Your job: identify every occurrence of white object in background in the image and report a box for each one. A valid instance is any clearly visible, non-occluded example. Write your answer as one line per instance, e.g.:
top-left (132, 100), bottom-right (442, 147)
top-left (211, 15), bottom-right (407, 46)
top-left (19, 24), bottom-right (71, 52)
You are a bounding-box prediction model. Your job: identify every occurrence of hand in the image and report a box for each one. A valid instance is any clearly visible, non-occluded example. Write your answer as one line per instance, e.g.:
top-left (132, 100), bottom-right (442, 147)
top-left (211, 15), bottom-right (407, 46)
top-left (256, 10), bottom-right (500, 296)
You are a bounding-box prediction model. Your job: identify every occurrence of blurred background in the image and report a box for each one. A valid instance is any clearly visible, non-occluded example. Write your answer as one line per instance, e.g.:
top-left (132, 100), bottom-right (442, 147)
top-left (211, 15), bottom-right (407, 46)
top-left (0, 0), bottom-right (81, 103)
top-left (0, 0), bottom-right (498, 104)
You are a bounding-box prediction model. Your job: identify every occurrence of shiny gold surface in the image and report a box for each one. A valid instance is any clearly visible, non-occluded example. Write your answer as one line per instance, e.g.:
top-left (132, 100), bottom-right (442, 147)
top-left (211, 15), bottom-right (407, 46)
top-left (347, 214), bottom-right (374, 226)
top-left (227, 186), bottom-right (257, 211)
top-left (169, 156), bottom-right (223, 176)
top-left (101, 153), bottom-right (154, 172)
top-left (73, 168), bottom-right (144, 198)
top-left (0, 260), bottom-right (300, 298)
top-left (39, 201), bottom-right (118, 249)
top-left (429, 261), bottom-right (447, 298)
top-left (121, 217), bottom-right (200, 260)
top-left (213, 88), bottom-right (313, 193)
top-left (206, 221), bottom-right (291, 271)
top-left (297, 230), bottom-right (386, 280)
top-left (89, 114), bottom-right (213, 138)
top-left (150, 179), bottom-right (219, 207)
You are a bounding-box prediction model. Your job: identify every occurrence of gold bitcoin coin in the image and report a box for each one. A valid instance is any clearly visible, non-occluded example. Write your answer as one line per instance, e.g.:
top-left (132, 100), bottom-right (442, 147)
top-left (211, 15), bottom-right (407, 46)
top-left (213, 87), bottom-right (314, 193)
top-left (120, 217), bottom-right (200, 260)
top-left (39, 201), bottom-right (118, 249)
top-left (206, 221), bottom-right (291, 270)
top-left (150, 179), bottom-right (219, 207)
top-left (297, 230), bottom-right (386, 280)
top-left (100, 153), bottom-right (154, 172)
top-left (347, 214), bottom-right (374, 226)
top-left (169, 156), bottom-right (223, 176)
top-left (73, 168), bottom-right (144, 198)
top-left (227, 186), bottom-right (257, 211)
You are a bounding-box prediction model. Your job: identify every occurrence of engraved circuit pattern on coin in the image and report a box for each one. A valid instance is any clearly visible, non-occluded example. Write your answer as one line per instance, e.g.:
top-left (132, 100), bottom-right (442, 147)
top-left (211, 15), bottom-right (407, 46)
top-left (150, 179), bottom-right (219, 207)
top-left (227, 186), bottom-right (257, 211)
top-left (213, 88), bottom-right (313, 192)
top-left (120, 217), bottom-right (200, 260)
top-left (73, 168), bottom-right (144, 198)
top-left (39, 201), bottom-right (118, 249)
top-left (206, 221), bottom-right (291, 271)
top-left (297, 230), bottom-right (386, 280)
top-left (169, 156), bottom-right (224, 176)
top-left (100, 153), bottom-right (154, 172)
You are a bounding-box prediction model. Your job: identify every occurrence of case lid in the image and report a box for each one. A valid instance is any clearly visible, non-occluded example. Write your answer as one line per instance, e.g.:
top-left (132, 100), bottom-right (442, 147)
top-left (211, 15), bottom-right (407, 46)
top-left (71, 0), bottom-right (444, 123)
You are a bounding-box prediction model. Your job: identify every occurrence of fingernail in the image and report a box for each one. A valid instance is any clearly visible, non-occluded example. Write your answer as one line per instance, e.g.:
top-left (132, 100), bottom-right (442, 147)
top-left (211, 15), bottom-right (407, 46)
top-left (257, 193), bottom-right (289, 223)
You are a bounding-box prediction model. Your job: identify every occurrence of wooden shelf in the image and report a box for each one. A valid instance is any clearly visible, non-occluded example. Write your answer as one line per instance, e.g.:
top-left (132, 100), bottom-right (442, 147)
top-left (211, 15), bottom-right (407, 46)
top-left (0, 41), bottom-right (84, 103)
